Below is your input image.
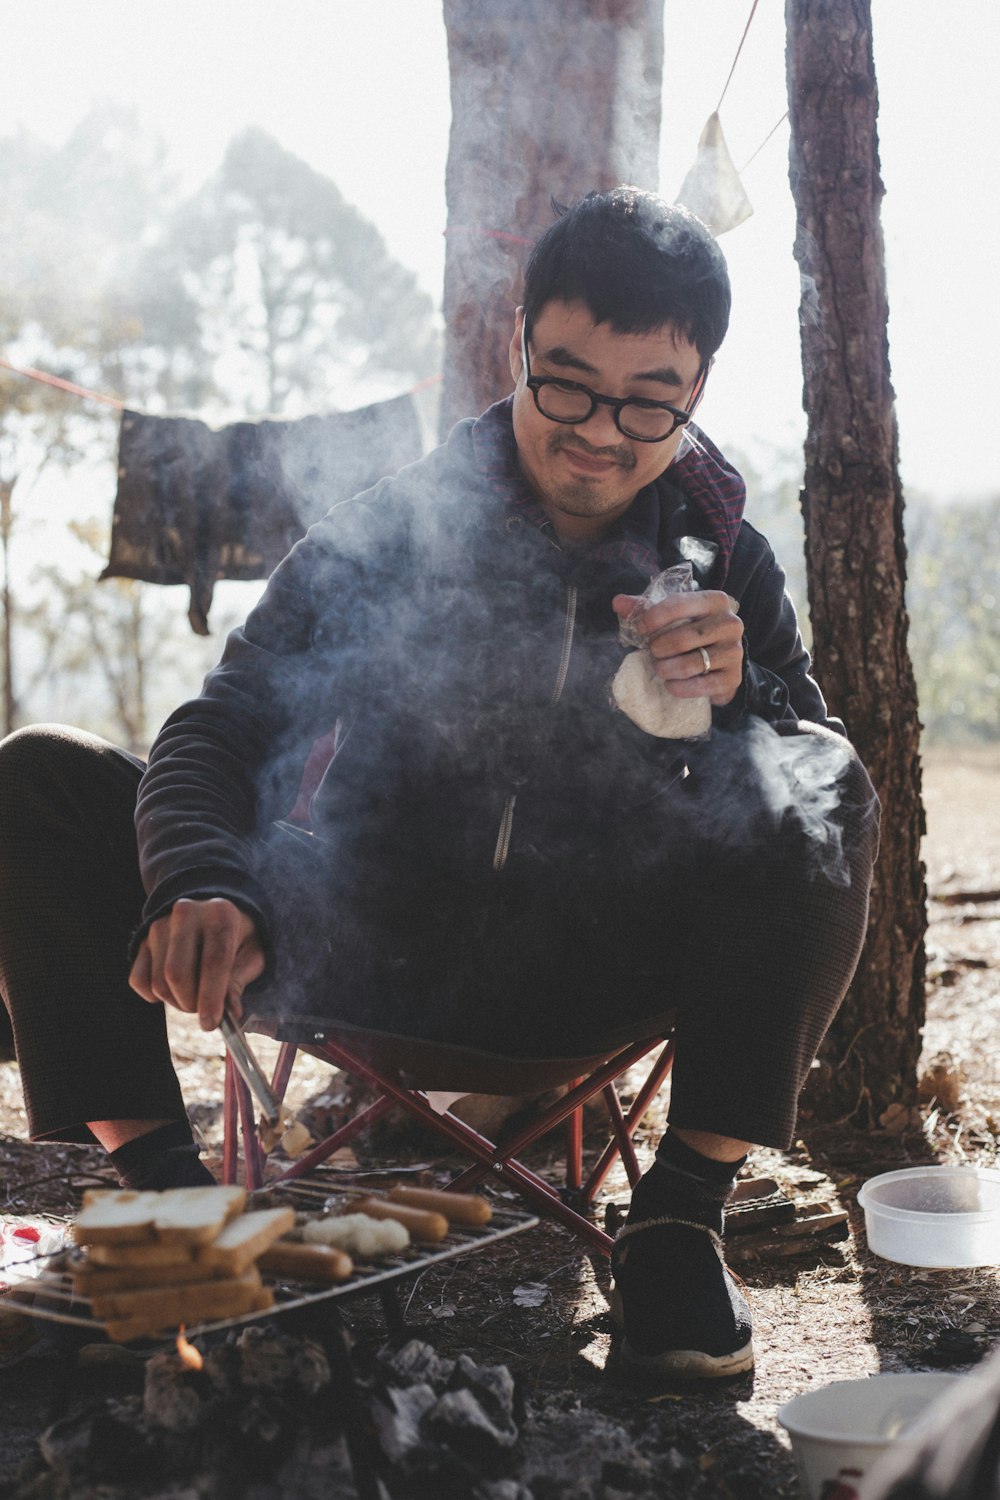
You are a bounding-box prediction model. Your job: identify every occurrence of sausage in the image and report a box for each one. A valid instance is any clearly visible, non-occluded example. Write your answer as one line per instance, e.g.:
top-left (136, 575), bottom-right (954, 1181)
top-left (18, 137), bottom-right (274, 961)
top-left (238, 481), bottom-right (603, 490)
top-left (387, 1186), bottom-right (493, 1226)
top-left (258, 1240), bottom-right (354, 1284)
top-left (354, 1197), bottom-right (449, 1242)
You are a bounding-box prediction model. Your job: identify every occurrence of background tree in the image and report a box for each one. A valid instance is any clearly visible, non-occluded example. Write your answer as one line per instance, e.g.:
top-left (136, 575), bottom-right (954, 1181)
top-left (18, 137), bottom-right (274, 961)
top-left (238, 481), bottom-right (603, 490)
top-left (439, 0), bottom-right (664, 434)
top-left (1, 117), bottom-right (441, 744)
top-left (142, 128), bottom-right (439, 422)
top-left (26, 520), bottom-right (238, 754)
top-left (0, 106), bottom-right (178, 734)
top-left (786, 0), bottom-right (927, 1125)
top-left (905, 492), bottom-right (1000, 745)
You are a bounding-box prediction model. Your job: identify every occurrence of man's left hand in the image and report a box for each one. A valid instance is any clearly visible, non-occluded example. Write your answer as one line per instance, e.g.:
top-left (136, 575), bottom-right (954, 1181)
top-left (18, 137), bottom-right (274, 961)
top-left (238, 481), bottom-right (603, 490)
top-left (612, 590), bottom-right (744, 707)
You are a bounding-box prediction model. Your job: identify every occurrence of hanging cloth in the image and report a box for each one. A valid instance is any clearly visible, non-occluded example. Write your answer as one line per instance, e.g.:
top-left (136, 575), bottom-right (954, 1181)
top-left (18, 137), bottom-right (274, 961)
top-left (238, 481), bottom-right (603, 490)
top-left (102, 393), bottom-right (422, 634)
top-left (674, 112), bottom-right (754, 237)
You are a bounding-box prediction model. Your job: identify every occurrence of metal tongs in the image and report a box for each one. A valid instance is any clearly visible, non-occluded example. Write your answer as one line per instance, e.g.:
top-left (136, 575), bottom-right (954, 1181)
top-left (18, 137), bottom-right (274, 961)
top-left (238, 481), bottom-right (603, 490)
top-left (219, 1007), bottom-right (281, 1126)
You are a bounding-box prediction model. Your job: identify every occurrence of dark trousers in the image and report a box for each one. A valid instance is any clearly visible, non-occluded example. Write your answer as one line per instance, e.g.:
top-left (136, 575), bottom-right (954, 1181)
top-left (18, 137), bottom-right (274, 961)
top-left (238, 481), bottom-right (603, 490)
top-left (0, 721), bottom-right (879, 1151)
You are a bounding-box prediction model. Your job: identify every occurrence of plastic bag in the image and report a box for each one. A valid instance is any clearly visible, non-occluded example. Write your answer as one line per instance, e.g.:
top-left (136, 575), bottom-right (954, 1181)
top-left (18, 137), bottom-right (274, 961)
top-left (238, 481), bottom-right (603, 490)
top-left (0, 1216), bottom-right (68, 1287)
top-left (611, 563), bottom-right (712, 739)
top-left (675, 112), bottom-right (753, 238)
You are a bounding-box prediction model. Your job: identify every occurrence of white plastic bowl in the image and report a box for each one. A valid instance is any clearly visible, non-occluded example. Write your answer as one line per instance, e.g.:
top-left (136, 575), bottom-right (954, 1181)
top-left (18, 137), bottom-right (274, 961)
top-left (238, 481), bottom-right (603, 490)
top-left (778, 1372), bottom-right (962, 1499)
top-left (857, 1165), bottom-right (1000, 1267)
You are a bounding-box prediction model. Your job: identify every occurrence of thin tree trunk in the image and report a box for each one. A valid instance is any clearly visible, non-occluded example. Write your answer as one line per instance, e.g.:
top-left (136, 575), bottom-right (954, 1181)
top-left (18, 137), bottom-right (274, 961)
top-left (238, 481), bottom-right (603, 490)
top-left (786, 0), bottom-right (927, 1124)
top-left (1, 482), bottom-right (16, 738)
top-left (440, 0), bottom-right (664, 438)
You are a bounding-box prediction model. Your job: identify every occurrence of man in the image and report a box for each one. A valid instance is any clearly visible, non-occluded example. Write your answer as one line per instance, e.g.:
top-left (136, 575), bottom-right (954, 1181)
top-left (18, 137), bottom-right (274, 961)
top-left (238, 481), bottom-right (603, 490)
top-left (0, 187), bottom-right (878, 1378)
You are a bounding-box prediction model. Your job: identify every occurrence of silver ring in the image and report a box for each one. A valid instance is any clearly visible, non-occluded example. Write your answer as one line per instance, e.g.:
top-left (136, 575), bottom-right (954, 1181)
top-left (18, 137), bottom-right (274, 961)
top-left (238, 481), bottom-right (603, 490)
top-left (699, 646), bottom-right (711, 675)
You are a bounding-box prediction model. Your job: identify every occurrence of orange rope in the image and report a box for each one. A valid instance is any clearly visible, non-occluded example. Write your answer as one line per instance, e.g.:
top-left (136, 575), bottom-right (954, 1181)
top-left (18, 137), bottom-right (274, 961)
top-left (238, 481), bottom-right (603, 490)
top-left (0, 355), bottom-right (124, 409)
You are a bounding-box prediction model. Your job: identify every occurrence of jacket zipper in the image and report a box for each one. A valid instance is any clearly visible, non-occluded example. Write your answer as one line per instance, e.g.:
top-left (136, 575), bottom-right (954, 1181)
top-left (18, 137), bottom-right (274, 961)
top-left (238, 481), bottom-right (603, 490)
top-left (492, 581), bottom-right (578, 872)
top-left (492, 791), bottom-right (517, 872)
top-left (549, 582), bottom-right (578, 707)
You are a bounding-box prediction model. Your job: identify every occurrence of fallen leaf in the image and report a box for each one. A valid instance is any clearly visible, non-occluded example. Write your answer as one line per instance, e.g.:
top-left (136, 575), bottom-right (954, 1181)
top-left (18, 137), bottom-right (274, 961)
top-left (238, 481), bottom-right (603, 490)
top-left (513, 1283), bottom-right (550, 1308)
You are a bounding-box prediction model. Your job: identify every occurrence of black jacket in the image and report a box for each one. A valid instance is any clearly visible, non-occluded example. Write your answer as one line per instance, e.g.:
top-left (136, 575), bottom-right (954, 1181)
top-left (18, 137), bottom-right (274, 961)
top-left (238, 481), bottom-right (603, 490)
top-left (135, 412), bottom-right (836, 959)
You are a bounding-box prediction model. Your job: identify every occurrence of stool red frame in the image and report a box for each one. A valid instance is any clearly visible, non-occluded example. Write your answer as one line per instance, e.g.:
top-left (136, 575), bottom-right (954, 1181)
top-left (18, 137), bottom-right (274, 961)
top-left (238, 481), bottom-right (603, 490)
top-left (222, 1031), bottom-right (675, 1256)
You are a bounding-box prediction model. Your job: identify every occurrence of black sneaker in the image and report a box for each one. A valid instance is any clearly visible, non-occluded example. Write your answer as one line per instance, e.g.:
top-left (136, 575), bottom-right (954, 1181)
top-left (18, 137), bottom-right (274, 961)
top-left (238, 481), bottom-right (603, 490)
top-left (610, 1215), bottom-right (754, 1378)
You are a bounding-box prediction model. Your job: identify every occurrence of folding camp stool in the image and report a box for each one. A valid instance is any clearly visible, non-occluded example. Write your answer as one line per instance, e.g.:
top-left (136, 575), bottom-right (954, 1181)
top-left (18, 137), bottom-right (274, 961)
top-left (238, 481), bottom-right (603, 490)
top-left (222, 1025), bottom-right (676, 1256)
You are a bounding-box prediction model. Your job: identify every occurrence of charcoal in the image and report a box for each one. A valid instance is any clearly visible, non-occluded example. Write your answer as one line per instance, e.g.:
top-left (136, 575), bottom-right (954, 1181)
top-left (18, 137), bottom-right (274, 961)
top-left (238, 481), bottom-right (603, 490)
top-left (36, 1410), bottom-right (93, 1474)
top-left (473, 1482), bottom-right (534, 1500)
top-left (85, 1405), bottom-right (162, 1485)
top-left (235, 1326), bottom-right (331, 1394)
top-left (446, 1352), bottom-right (518, 1432)
top-left (143, 1354), bottom-right (209, 1433)
top-left (600, 1454), bottom-right (657, 1491)
top-left (371, 1381), bottom-right (439, 1465)
top-left (203, 1341), bottom-right (242, 1397)
top-left (378, 1336), bottom-right (456, 1389)
top-left (424, 1385), bottom-right (519, 1458)
top-left (38, 1399), bottom-right (166, 1485)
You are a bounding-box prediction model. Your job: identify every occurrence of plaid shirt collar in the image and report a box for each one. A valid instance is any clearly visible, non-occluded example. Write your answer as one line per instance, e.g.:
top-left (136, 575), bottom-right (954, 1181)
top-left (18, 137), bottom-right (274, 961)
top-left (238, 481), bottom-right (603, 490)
top-left (470, 396), bottom-right (745, 583)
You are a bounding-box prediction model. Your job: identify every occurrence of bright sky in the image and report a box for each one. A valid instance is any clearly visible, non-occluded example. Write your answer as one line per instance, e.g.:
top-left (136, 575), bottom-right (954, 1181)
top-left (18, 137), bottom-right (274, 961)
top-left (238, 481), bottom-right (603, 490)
top-left (3, 0), bottom-right (998, 501)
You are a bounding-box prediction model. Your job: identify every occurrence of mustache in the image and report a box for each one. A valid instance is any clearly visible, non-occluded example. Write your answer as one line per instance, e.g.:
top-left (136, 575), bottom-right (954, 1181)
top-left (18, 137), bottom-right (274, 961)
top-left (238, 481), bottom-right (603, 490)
top-left (549, 433), bottom-right (636, 471)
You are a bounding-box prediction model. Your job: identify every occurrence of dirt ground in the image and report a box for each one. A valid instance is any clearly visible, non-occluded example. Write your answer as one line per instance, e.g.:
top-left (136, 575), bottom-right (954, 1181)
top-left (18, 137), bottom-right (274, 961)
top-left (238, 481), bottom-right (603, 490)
top-left (2, 744), bottom-right (1000, 1497)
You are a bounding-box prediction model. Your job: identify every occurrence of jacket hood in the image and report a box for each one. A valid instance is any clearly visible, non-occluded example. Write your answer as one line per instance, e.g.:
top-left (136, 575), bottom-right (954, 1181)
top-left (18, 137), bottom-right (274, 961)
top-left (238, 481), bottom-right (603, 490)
top-left (667, 424), bottom-right (747, 582)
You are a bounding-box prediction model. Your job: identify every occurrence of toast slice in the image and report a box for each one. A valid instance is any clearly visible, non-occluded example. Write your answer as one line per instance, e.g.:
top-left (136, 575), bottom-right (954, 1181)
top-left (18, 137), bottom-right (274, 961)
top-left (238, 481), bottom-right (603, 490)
top-left (196, 1207), bottom-right (295, 1277)
top-left (90, 1266), bottom-right (268, 1325)
top-left (71, 1190), bottom-right (163, 1247)
top-left (74, 1185), bottom-right (247, 1249)
top-left (86, 1238), bottom-right (201, 1268)
top-left (102, 1281), bottom-right (274, 1344)
top-left (73, 1256), bottom-right (219, 1296)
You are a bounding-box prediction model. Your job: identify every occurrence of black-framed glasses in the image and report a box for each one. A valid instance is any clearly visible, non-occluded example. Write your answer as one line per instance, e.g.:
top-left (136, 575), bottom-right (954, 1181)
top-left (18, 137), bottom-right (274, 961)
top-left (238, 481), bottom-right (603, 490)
top-left (521, 322), bottom-right (705, 443)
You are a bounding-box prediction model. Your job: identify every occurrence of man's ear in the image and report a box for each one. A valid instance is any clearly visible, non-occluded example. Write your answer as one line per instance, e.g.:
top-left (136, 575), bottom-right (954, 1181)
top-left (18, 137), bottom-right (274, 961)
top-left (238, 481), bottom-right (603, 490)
top-left (689, 355), bottom-right (714, 416)
top-left (508, 306), bottom-right (526, 385)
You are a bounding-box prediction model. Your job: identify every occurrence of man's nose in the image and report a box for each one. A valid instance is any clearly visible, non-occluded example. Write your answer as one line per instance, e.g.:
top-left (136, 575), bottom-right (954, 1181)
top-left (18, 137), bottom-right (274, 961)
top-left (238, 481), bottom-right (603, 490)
top-left (576, 401), bottom-right (622, 445)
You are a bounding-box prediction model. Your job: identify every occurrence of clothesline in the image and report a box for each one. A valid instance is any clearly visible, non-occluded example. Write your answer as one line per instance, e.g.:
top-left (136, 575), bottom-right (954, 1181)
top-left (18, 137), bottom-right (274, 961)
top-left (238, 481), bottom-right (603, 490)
top-left (0, 354), bottom-right (442, 414)
top-left (716, 0), bottom-right (760, 114)
top-left (0, 355), bottom-right (125, 410)
top-left (739, 110), bottom-right (789, 174)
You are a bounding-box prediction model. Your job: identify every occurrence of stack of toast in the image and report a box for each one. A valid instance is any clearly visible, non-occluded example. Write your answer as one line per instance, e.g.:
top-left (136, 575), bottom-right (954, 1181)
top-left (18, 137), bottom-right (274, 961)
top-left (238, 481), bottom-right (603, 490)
top-left (71, 1186), bottom-right (299, 1343)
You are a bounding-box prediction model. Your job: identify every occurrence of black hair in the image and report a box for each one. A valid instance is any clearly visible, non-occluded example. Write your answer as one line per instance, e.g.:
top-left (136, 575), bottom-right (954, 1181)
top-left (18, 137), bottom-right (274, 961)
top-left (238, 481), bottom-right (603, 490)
top-left (522, 187), bottom-right (731, 361)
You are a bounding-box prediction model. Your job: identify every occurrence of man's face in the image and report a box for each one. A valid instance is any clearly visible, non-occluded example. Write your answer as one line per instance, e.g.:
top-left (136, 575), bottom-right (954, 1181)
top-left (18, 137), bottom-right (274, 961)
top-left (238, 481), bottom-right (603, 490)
top-left (508, 299), bottom-right (707, 543)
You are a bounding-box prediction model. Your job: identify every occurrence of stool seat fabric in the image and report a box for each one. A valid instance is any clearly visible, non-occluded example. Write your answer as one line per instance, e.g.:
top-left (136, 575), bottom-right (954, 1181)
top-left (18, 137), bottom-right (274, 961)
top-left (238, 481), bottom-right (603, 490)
top-left (244, 1011), bottom-right (677, 1095)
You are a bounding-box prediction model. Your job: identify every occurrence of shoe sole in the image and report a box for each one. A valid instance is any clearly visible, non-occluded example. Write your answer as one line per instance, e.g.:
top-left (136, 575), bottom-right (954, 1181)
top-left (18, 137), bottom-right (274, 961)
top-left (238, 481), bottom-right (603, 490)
top-left (609, 1288), bottom-right (755, 1379)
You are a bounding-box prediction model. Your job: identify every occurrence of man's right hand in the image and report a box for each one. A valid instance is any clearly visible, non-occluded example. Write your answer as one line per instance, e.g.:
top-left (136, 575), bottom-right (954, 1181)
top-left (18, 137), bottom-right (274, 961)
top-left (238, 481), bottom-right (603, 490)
top-left (128, 898), bottom-right (266, 1032)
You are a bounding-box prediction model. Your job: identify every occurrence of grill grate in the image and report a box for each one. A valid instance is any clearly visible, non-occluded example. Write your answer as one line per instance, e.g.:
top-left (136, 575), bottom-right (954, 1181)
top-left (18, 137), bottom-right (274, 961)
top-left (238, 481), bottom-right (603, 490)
top-left (1, 1192), bottom-right (539, 1341)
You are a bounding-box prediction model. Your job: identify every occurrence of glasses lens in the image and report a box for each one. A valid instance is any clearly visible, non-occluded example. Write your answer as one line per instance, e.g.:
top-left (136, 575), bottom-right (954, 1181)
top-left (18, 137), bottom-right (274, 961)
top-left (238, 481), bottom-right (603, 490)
top-left (535, 382), bottom-right (594, 423)
top-left (617, 403), bottom-right (680, 441)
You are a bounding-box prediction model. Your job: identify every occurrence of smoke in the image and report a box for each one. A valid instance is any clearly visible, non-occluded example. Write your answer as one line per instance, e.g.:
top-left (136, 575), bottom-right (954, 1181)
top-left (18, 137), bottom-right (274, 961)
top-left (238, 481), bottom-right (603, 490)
top-left (799, 272), bottom-right (823, 329)
top-left (683, 716), bottom-right (865, 889)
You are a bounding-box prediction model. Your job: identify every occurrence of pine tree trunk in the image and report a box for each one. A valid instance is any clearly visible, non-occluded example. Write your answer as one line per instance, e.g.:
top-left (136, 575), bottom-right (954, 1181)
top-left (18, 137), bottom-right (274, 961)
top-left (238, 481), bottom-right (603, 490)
top-left (440, 0), bottom-right (663, 438)
top-left (785, 0), bottom-right (927, 1125)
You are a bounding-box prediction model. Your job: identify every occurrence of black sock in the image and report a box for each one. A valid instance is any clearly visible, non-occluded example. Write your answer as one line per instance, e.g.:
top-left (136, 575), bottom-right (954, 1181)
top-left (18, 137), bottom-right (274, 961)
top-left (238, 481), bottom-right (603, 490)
top-left (108, 1121), bottom-right (214, 1191)
top-left (615, 1132), bottom-right (752, 1360)
top-left (626, 1130), bottom-right (747, 1233)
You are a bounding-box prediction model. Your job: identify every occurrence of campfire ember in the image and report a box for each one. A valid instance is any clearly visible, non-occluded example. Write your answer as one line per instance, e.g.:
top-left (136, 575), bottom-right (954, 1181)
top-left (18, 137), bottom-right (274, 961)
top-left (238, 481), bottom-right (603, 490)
top-left (175, 1325), bottom-right (203, 1372)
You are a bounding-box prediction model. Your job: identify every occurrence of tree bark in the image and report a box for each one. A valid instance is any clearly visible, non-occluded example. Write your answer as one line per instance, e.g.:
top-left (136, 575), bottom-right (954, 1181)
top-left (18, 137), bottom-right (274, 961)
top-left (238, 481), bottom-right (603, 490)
top-left (440, 0), bottom-right (664, 438)
top-left (785, 0), bottom-right (927, 1125)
